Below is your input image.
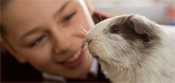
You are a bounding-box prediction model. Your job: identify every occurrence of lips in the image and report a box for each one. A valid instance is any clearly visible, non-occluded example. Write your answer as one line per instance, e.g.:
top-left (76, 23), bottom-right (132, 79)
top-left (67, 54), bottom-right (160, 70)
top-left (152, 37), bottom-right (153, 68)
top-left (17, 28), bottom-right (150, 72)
top-left (61, 46), bottom-right (85, 68)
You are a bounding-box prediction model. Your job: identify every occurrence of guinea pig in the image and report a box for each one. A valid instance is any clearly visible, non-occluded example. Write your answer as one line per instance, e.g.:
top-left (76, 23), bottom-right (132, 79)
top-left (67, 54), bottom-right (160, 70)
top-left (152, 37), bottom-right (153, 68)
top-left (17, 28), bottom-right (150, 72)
top-left (87, 15), bottom-right (175, 83)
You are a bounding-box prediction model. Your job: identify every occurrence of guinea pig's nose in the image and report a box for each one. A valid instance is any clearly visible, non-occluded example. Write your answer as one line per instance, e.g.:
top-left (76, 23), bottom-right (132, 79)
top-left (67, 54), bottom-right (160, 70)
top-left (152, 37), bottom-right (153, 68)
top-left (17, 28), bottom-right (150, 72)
top-left (85, 38), bottom-right (93, 44)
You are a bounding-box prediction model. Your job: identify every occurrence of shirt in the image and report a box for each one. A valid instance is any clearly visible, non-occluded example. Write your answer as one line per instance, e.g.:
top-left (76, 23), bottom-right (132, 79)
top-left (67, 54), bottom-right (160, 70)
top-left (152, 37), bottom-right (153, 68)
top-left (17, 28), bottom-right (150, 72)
top-left (43, 58), bottom-right (99, 83)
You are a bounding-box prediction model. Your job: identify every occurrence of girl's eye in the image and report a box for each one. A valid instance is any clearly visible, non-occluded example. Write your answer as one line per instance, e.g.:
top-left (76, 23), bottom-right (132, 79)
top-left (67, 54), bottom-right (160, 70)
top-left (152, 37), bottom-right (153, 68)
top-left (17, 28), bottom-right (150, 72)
top-left (28, 34), bottom-right (48, 47)
top-left (62, 11), bottom-right (76, 22)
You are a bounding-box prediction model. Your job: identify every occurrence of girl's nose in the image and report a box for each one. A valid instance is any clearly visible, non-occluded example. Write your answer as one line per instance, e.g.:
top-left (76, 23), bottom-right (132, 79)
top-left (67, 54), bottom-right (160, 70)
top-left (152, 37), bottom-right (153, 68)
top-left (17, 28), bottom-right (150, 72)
top-left (53, 34), bottom-right (71, 55)
top-left (50, 29), bottom-right (73, 62)
top-left (51, 37), bottom-right (73, 63)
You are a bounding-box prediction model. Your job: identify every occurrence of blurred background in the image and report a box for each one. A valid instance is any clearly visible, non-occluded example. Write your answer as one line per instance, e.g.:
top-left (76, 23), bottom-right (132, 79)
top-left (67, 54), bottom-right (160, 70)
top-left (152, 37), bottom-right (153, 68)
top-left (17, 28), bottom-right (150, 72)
top-left (92, 0), bottom-right (175, 26)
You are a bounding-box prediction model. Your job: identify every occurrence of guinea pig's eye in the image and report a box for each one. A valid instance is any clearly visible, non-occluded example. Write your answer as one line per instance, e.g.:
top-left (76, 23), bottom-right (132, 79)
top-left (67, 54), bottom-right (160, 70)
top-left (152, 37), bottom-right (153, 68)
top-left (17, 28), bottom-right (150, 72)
top-left (109, 24), bottom-right (120, 34)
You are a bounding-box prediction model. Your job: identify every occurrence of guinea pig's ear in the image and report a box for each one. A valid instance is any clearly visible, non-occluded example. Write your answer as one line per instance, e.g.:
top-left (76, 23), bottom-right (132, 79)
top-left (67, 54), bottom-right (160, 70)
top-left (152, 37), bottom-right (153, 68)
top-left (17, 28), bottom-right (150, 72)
top-left (121, 15), bottom-right (161, 43)
top-left (129, 15), bottom-right (161, 39)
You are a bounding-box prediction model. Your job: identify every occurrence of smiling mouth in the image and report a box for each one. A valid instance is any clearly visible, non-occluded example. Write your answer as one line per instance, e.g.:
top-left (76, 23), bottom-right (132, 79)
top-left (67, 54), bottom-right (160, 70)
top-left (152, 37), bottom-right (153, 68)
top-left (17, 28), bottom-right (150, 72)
top-left (59, 45), bottom-right (86, 69)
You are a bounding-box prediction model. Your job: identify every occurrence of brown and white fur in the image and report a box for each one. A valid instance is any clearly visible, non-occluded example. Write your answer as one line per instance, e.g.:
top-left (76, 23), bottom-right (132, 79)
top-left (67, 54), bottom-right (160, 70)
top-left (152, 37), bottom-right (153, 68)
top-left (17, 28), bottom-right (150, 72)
top-left (87, 15), bottom-right (175, 83)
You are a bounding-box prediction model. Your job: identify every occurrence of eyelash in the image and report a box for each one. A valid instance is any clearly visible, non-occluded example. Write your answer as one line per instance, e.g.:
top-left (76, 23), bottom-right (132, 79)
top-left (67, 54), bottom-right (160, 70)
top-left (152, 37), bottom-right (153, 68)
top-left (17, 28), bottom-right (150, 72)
top-left (26, 12), bottom-right (76, 47)
top-left (62, 11), bottom-right (76, 22)
top-left (28, 34), bottom-right (48, 47)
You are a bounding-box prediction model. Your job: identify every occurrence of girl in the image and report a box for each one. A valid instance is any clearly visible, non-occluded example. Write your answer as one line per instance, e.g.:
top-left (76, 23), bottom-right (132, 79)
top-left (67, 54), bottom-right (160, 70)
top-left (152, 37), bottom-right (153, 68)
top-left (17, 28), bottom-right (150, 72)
top-left (0, 0), bottom-right (110, 82)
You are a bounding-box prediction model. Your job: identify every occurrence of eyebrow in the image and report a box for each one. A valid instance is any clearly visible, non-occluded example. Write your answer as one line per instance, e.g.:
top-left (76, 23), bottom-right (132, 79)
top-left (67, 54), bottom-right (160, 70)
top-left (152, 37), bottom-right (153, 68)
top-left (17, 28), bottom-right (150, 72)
top-left (19, 27), bottom-right (44, 41)
top-left (19, 1), bottom-right (71, 40)
top-left (54, 0), bottom-right (71, 18)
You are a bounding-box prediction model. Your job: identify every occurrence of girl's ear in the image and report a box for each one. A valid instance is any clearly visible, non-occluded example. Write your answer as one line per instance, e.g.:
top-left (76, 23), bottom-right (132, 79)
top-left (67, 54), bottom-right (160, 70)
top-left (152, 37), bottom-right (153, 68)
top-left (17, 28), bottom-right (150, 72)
top-left (0, 37), bottom-right (6, 48)
top-left (0, 38), bottom-right (3, 48)
top-left (2, 41), bottom-right (27, 63)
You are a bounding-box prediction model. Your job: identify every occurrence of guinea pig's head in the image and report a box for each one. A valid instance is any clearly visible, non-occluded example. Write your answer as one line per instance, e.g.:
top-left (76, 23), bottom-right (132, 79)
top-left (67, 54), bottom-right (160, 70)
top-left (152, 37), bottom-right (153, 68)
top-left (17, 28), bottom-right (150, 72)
top-left (86, 15), bottom-right (161, 65)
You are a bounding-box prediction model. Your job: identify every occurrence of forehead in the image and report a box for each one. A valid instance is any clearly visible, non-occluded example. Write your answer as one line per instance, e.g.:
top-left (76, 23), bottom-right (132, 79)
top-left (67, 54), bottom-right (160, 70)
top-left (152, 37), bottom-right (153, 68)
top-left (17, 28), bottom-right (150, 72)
top-left (3, 0), bottom-right (74, 37)
top-left (4, 0), bottom-right (66, 26)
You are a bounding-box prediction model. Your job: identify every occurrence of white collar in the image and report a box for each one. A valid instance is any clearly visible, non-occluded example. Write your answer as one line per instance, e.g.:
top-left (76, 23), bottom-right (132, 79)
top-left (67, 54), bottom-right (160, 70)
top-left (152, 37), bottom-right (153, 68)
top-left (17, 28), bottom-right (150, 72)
top-left (90, 58), bottom-right (98, 76)
top-left (43, 58), bottom-right (98, 81)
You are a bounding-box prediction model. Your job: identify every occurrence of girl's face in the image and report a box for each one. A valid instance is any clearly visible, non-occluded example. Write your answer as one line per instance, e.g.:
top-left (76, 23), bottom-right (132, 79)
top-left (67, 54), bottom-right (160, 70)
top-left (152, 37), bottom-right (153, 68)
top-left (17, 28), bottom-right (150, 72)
top-left (3, 0), bottom-right (94, 78)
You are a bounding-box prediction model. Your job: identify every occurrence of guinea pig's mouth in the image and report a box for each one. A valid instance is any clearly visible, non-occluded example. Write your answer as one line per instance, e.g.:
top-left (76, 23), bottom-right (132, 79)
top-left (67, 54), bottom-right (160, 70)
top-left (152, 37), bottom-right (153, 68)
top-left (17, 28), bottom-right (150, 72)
top-left (92, 53), bottom-right (100, 60)
top-left (89, 49), bottom-right (108, 64)
top-left (87, 46), bottom-right (99, 59)
top-left (86, 43), bottom-right (100, 60)
top-left (85, 39), bottom-right (109, 64)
